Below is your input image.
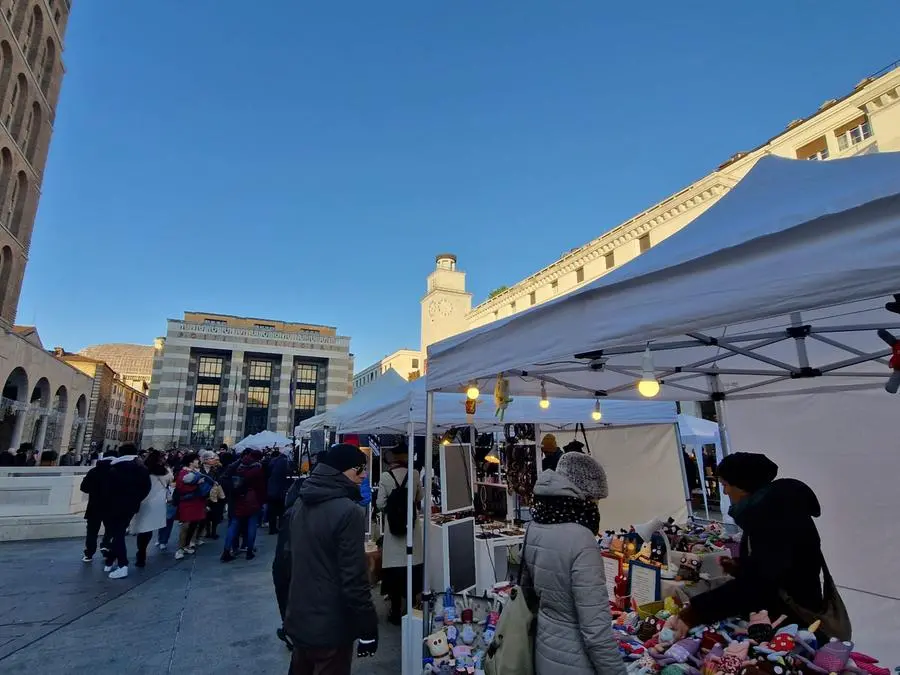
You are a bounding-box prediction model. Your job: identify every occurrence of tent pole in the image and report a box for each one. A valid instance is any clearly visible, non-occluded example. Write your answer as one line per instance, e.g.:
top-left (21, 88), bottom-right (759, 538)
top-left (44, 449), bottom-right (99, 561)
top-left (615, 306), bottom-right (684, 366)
top-left (405, 406), bottom-right (415, 675)
top-left (673, 422), bottom-right (694, 520)
top-left (708, 373), bottom-right (732, 457)
top-left (420, 391), bottom-right (435, 665)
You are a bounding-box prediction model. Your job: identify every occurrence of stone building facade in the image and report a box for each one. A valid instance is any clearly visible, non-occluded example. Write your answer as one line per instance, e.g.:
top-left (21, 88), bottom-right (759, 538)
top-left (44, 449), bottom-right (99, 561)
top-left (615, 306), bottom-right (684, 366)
top-left (353, 348), bottom-right (422, 393)
top-left (143, 312), bottom-right (352, 450)
top-left (0, 0), bottom-right (69, 323)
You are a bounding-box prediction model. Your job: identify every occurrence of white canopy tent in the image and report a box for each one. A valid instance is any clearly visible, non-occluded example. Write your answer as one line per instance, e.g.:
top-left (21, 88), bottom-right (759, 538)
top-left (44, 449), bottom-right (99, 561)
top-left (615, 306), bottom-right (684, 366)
top-left (233, 429), bottom-right (293, 451)
top-left (422, 154), bottom-right (900, 664)
top-left (310, 376), bottom-right (678, 435)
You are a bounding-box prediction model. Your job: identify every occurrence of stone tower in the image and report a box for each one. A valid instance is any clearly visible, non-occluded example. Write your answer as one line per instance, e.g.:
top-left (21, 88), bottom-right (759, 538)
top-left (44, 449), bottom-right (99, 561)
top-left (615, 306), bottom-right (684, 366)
top-left (420, 253), bottom-right (472, 353)
top-left (0, 0), bottom-right (70, 324)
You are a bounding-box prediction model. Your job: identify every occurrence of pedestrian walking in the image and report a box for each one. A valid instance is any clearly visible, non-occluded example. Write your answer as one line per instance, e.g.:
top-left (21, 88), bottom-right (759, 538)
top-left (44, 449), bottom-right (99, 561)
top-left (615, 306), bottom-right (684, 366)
top-left (80, 449), bottom-right (117, 562)
top-left (103, 445), bottom-right (152, 579)
top-left (199, 451), bottom-right (226, 539)
top-left (284, 444), bottom-right (378, 675)
top-left (266, 447), bottom-right (293, 535)
top-left (173, 453), bottom-right (213, 560)
top-left (221, 448), bottom-right (266, 562)
top-left (130, 449), bottom-right (172, 567)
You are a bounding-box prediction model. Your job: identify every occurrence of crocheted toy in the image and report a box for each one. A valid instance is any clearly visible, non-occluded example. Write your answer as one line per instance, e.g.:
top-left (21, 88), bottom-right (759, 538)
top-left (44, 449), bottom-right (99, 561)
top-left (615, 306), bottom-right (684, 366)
top-left (699, 627), bottom-right (730, 653)
top-left (629, 652), bottom-right (662, 675)
top-left (650, 531), bottom-right (669, 566)
top-left (638, 618), bottom-right (667, 643)
top-left (794, 638), bottom-right (854, 674)
top-left (755, 624), bottom-right (798, 659)
top-left (655, 638), bottom-right (702, 667)
top-left (460, 608), bottom-right (476, 645)
top-left (493, 374), bottom-right (512, 420)
top-left (848, 652), bottom-right (891, 675)
top-left (709, 641), bottom-right (753, 675)
top-left (677, 553), bottom-right (703, 582)
top-left (876, 328), bottom-right (900, 393)
top-left (702, 645), bottom-right (726, 675)
top-left (747, 611), bottom-right (786, 644)
top-left (424, 631), bottom-right (452, 669)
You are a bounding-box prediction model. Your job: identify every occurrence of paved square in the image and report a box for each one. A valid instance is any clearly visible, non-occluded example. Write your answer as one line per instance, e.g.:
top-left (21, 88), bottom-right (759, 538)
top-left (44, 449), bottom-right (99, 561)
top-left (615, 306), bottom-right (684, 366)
top-left (0, 532), bottom-right (400, 674)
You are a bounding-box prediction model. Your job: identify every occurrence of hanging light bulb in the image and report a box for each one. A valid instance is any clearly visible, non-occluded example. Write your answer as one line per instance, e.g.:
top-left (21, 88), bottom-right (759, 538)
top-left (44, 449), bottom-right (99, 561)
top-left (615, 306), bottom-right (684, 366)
top-left (485, 448), bottom-right (501, 464)
top-left (539, 381), bottom-right (550, 409)
top-left (637, 344), bottom-right (661, 398)
top-left (466, 383), bottom-right (480, 400)
top-left (591, 398), bottom-right (603, 421)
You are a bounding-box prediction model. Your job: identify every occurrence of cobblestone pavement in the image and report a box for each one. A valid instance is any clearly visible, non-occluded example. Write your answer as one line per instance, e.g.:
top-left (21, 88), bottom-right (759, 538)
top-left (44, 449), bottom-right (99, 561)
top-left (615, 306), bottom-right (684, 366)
top-left (0, 531), bottom-right (400, 675)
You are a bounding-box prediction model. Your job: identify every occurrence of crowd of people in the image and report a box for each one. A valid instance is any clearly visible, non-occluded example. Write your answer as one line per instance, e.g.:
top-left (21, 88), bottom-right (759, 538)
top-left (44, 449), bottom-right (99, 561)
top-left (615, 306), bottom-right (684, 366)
top-left (79, 442), bottom-right (296, 578)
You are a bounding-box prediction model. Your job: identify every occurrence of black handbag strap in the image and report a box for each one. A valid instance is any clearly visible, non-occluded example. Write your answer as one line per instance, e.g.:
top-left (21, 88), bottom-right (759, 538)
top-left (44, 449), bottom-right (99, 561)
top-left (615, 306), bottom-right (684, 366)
top-left (517, 526), bottom-right (531, 587)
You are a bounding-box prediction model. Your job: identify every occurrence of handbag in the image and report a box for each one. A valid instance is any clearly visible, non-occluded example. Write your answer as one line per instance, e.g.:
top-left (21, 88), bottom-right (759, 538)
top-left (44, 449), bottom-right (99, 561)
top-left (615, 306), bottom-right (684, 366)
top-left (484, 528), bottom-right (537, 675)
top-left (778, 556), bottom-right (852, 641)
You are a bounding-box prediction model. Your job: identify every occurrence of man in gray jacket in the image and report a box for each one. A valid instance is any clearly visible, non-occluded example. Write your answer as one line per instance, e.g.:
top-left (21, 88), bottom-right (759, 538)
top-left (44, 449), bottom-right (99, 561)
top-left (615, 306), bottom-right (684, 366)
top-left (284, 444), bottom-right (378, 675)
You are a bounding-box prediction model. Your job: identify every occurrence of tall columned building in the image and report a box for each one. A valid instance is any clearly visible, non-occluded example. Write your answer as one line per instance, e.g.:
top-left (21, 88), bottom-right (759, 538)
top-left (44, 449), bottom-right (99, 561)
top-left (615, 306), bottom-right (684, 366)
top-left (0, 2), bottom-right (92, 459)
top-left (143, 312), bottom-right (352, 450)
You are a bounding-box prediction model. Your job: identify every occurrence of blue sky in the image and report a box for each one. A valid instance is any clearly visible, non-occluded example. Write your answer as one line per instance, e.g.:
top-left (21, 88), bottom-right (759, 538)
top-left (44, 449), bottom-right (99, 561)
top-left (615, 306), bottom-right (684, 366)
top-left (18, 0), bottom-right (900, 370)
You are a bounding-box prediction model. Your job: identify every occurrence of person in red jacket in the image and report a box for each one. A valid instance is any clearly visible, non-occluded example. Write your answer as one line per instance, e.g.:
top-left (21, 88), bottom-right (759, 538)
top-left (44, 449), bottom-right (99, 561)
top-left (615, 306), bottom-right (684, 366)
top-left (174, 453), bottom-right (213, 560)
top-left (222, 448), bottom-right (267, 562)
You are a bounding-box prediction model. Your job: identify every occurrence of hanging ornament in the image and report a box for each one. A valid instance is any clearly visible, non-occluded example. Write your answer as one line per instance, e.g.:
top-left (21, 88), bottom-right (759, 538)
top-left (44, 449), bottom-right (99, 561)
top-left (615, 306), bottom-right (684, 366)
top-left (494, 373), bottom-right (512, 421)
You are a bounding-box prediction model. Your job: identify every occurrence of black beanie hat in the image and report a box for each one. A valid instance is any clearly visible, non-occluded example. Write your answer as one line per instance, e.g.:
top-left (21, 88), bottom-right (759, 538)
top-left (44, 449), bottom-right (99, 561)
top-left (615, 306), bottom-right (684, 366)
top-left (716, 452), bottom-right (779, 493)
top-left (320, 443), bottom-right (367, 473)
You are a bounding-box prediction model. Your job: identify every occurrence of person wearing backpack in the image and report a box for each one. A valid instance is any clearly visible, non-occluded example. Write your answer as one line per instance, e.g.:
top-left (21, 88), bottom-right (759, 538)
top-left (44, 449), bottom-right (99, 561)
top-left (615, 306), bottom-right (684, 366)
top-left (221, 448), bottom-right (267, 562)
top-left (375, 443), bottom-right (423, 626)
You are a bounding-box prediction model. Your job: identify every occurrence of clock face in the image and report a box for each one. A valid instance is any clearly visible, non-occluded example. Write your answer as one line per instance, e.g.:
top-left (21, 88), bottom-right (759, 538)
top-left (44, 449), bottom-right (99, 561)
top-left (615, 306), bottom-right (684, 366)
top-left (428, 298), bottom-right (454, 319)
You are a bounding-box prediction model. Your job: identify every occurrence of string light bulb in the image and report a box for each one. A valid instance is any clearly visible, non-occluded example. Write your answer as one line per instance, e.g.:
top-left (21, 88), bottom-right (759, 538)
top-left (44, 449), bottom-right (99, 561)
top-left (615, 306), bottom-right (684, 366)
top-left (637, 344), bottom-right (661, 398)
top-left (539, 381), bottom-right (550, 409)
top-left (591, 398), bottom-right (603, 421)
top-left (466, 383), bottom-right (480, 400)
top-left (485, 448), bottom-right (501, 464)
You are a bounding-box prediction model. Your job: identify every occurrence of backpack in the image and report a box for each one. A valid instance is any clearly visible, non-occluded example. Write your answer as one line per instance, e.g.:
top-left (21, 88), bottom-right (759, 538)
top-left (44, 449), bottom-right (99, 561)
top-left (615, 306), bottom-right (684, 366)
top-left (384, 470), bottom-right (409, 537)
top-left (485, 528), bottom-right (537, 675)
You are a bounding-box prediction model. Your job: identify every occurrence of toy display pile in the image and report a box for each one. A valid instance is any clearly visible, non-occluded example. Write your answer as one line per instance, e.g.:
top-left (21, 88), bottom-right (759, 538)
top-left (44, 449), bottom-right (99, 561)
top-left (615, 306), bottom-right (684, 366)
top-left (612, 604), bottom-right (892, 675)
top-left (422, 588), bottom-right (497, 674)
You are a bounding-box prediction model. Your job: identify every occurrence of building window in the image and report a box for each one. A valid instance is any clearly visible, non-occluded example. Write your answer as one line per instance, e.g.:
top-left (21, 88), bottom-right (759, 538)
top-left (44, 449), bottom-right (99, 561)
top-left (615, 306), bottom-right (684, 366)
top-left (605, 251), bottom-right (615, 270)
top-left (411, 358), bottom-right (419, 369)
top-left (248, 360), bottom-right (272, 382)
top-left (246, 386), bottom-right (269, 408)
top-left (203, 318), bottom-right (226, 326)
top-left (191, 412), bottom-right (217, 447)
top-left (575, 267), bottom-right (585, 283)
top-left (806, 149), bottom-right (829, 160)
top-left (836, 119), bottom-right (872, 150)
top-left (639, 234), bottom-right (651, 253)
top-left (198, 356), bottom-right (223, 378)
top-left (294, 362), bottom-right (320, 426)
top-left (254, 323), bottom-right (275, 331)
top-left (529, 291), bottom-right (536, 306)
top-left (551, 280), bottom-right (558, 295)
top-left (296, 364), bottom-right (318, 383)
top-left (194, 383), bottom-right (220, 407)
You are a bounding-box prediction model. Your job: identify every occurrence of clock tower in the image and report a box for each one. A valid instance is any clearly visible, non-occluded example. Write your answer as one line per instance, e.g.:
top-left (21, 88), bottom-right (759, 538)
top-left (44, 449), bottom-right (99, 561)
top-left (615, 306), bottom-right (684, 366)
top-left (421, 254), bottom-right (473, 353)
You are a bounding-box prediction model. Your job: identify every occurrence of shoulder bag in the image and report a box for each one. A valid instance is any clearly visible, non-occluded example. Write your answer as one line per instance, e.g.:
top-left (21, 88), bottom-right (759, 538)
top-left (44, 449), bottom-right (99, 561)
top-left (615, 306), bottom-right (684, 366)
top-left (778, 555), bottom-right (852, 641)
top-left (485, 527), bottom-right (538, 675)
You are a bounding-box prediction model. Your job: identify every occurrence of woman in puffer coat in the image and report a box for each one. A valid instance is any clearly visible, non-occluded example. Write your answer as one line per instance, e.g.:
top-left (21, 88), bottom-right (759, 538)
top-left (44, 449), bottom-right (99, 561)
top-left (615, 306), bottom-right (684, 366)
top-left (522, 452), bottom-right (626, 675)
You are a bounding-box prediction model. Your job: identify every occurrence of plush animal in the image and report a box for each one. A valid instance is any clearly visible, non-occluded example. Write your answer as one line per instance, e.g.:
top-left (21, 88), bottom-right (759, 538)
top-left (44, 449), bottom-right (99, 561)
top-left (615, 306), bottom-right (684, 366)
top-left (699, 627), bottom-right (729, 653)
top-left (494, 374), bottom-right (512, 420)
top-left (650, 532), bottom-right (669, 566)
top-left (812, 638), bottom-right (853, 673)
top-left (677, 553), bottom-right (703, 582)
top-left (755, 624), bottom-right (798, 659)
top-left (794, 621), bottom-right (820, 656)
top-left (747, 611), bottom-right (785, 644)
top-left (629, 652), bottom-right (661, 675)
top-left (702, 644), bottom-right (726, 675)
top-left (655, 638), bottom-right (702, 666)
top-left (638, 617), bottom-right (666, 643)
top-left (709, 641), bottom-right (752, 675)
top-left (848, 652), bottom-right (891, 675)
top-left (460, 608), bottom-right (476, 645)
top-left (424, 630), bottom-right (452, 667)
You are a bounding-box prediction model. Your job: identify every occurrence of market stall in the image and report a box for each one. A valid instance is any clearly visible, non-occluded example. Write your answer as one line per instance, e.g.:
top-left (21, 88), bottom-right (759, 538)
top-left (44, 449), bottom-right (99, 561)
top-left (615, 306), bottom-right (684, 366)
top-left (423, 154), bottom-right (900, 665)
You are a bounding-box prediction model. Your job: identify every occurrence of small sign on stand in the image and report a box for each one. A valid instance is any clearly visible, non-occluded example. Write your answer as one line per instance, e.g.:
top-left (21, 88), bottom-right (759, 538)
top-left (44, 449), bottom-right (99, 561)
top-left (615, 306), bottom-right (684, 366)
top-left (601, 552), bottom-right (623, 601)
top-left (628, 559), bottom-right (662, 607)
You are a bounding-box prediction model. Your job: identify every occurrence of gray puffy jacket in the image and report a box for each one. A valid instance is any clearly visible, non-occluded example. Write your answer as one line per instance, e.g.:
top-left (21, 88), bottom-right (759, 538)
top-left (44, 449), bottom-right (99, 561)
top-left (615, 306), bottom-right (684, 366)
top-left (523, 471), bottom-right (626, 675)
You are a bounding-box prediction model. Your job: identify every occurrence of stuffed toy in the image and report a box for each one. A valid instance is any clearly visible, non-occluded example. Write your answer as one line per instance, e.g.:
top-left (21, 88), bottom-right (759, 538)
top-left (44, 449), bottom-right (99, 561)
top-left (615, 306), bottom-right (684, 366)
top-left (809, 638), bottom-right (853, 674)
top-left (655, 638), bottom-right (702, 667)
top-left (747, 611), bottom-right (786, 644)
top-left (662, 664), bottom-right (701, 675)
top-left (847, 652), bottom-right (891, 675)
top-left (460, 608), bottom-right (476, 645)
top-left (876, 328), bottom-right (900, 393)
top-left (638, 617), bottom-right (666, 643)
top-left (699, 627), bottom-right (729, 653)
top-left (702, 644), bottom-right (726, 675)
top-left (755, 624), bottom-right (798, 659)
top-left (709, 641), bottom-right (752, 675)
top-left (650, 531), bottom-right (669, 566)
top-left (424, 631), bottom-right (452, 669)
top-left (600, 530), bottom-right (615, 549)
top-left (677, 553), bottom-right (703, 582)
top-left (493, 374), bottom-right (512, 420)
top-left (629, 652), bottom-right (661, 675)
top-left (793, 621), bottom-right (819, 656)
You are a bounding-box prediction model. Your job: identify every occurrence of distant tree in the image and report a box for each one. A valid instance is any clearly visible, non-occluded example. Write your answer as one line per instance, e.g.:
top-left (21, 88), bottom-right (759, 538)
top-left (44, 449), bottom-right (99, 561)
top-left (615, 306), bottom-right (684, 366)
top-left (488, 286), bottom-right (509, 299)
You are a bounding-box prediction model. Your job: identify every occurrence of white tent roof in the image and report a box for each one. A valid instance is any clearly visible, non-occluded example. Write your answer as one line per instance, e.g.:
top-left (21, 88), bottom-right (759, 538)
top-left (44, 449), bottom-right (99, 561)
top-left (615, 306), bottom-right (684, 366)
top-left (234, 429), bottom-right (293, 450)
top-left (676, 414), bottom-right (720, 448)
top-left (425, 153), bottom-right (900, 401)
top-left (308, 376), bottom-right (676, 435)
top-left (295, 368), bottom-right (409, 434)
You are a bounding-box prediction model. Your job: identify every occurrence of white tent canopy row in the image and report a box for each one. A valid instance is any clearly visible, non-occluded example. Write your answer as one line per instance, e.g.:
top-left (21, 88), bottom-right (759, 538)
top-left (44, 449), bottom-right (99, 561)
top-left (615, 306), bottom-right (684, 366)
top-left (298, 368), bottom-right (409, 433)
top-left (420, 153), bottom-right (900, 664)
top-left (424, 154), bottom-right (900, 402)
top-left (295, 375), bottom-right (678, 436)
top-left (233, 429), bottom-right (293, 451)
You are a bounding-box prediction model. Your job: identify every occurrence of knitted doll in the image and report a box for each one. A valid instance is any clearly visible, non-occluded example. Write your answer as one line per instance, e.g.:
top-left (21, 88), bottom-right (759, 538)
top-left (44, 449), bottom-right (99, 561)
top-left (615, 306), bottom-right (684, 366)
top-left (677, 553), bottom-right (702, 582)
top-left (708, 641), bottom-right (752, 675)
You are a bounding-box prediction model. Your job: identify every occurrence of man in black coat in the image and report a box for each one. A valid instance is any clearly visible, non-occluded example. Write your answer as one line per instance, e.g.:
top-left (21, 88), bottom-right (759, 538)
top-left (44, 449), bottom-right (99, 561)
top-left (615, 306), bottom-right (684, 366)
top-left (284, 444), bottom-right (378, 675)
top-left (80, 449), bottom-right (118, 562)
top-left (676, 452), bottom-right (826, 631)
top-left (102, 444), bottom-right (151, 579)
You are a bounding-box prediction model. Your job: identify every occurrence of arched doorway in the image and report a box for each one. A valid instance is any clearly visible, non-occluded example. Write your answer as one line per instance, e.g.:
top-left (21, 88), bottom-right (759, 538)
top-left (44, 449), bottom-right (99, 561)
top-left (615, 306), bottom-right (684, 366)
top-left (0, 366), bottom-right (28, 451)
top-left (26, 377), bottom-right (50, 460)
top-left (45, 384), bottom-right (67, 459)
top-left (69, 393), bottom-right (87, 461)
